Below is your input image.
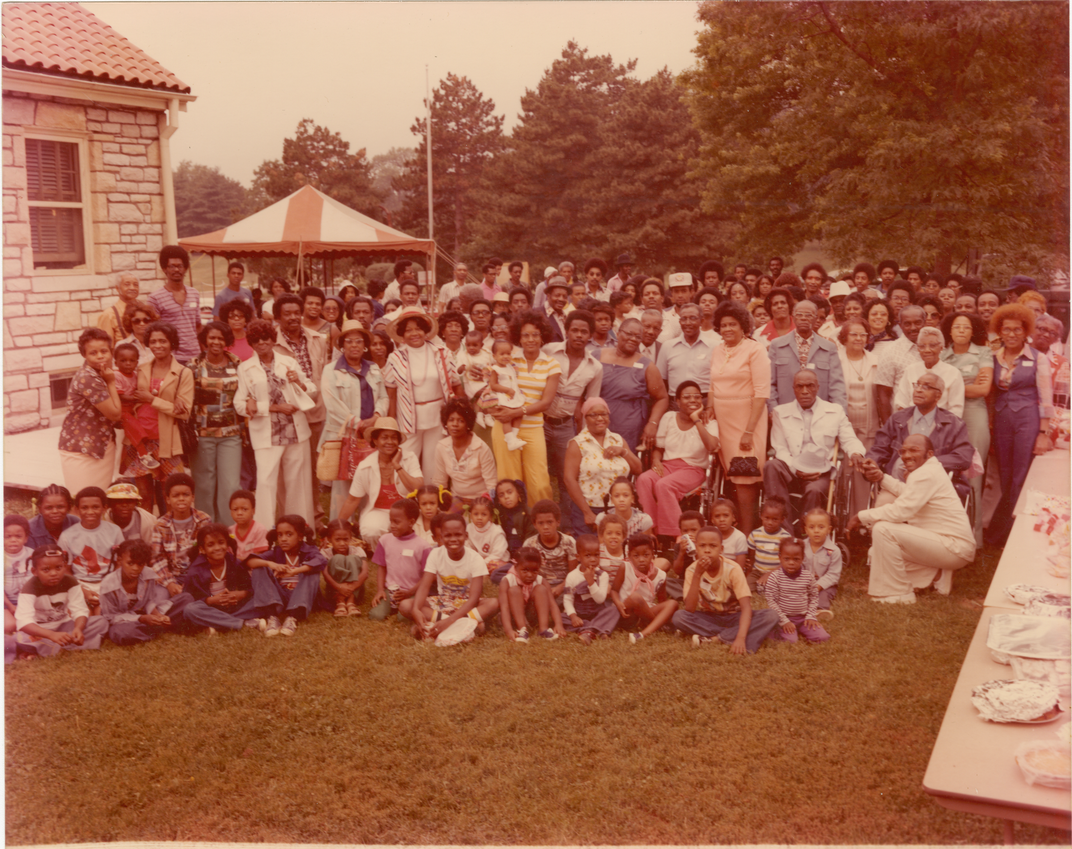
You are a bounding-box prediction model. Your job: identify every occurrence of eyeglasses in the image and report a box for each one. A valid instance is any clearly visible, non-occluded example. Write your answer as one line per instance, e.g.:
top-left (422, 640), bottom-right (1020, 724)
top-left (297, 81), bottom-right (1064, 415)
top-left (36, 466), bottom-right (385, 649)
top-left (912, 382), bottom-right (940, 391)
top-left (1000, 326), bottom-right (1026, 336)
top-left (132, 317), bottom-right (151, 324)
top-left (585, 411), bottom-right (610, 419)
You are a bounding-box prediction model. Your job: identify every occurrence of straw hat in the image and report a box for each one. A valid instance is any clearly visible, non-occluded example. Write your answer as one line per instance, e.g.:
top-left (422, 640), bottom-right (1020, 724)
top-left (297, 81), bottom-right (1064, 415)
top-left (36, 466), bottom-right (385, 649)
top-left (386, 306), bottom-right (437, 345)
top-left (104, 482), bottom-right (141, 501)
top-left (335, 319), bottom-right (371, 350)
top-left (368, 416), bottom-right (402, 442)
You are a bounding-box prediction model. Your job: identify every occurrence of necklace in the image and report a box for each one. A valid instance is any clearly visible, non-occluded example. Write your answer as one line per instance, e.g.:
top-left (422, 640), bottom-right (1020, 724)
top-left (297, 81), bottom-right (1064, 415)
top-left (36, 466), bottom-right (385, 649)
top-left (845, 354), bottom-right (868, 383)
top-left (717, 339), bottom-right (745, 375)
top-left (284, 550), bottom-right (302, 568)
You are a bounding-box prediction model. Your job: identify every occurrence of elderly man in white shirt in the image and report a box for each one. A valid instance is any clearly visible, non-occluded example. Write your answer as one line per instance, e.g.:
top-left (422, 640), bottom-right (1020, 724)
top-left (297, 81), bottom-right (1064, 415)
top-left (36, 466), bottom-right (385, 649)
top-left (848, 434), bottom-right (975, 603)
top-left (893, 326), bottom-right (965, 417)
top-left (765, 370), bottom-right (865, 534)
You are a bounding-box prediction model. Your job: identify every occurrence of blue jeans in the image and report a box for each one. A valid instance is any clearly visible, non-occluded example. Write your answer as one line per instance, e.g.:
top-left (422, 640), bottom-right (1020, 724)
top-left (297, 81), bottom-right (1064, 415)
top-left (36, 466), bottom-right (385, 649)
top-left (544, 418), bottom-right (577, 533)
top-left (249, 568), bottom-right (320, 620)
top-left (192, 435), bottom-right (242, 523)
top-left (184, 596), bottom-right (262, 630)
top-left (671, 607), bottom-right (779, 653)
top-left (988, 406), bottom-right (1040, 544)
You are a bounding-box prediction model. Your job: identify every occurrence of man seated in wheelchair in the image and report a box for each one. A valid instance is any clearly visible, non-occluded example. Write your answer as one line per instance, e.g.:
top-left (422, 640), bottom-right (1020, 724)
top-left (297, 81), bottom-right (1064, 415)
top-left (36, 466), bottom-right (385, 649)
top-left (863, 373), bottom-right (974, 507)
top-left (764, 370), bottom-right (865, 534)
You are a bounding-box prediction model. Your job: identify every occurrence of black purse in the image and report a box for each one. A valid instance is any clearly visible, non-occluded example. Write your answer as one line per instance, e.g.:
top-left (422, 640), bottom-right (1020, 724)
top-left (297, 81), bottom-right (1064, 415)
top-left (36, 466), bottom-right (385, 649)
top-left (178, 414), bottom-right (198, 458)
top-left (726, 455), bottom-right (760, 477)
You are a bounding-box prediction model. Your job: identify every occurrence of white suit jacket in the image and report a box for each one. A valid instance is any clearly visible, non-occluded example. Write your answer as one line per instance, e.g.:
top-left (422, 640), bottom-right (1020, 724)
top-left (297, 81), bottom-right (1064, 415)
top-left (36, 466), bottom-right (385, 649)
top-left (770, 397), bottom-right (865, 472)
top-left (234, 354), bottom-right (317, 450)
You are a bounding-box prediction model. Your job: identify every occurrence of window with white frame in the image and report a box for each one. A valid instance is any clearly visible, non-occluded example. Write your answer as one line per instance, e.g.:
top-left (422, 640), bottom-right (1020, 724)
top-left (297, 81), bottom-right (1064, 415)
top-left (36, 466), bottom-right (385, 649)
top-left (26, 136), bottom-right (88, 270)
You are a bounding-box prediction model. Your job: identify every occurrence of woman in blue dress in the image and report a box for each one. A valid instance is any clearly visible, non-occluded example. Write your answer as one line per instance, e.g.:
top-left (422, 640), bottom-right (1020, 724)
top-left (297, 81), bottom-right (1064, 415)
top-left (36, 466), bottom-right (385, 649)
top-left (597, 318), bottom-right (669, 453)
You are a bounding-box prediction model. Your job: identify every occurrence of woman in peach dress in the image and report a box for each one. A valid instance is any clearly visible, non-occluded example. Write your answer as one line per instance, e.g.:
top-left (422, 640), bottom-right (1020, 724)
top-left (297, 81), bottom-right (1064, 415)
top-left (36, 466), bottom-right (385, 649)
top-left (708, 300), bottom-right (771, 534)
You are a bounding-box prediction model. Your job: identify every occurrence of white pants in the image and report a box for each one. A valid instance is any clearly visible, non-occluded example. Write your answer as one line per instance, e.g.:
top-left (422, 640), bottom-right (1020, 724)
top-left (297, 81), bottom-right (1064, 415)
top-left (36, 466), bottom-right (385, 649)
top-left (402, 426), bottom-right (443, 481)
top-left (868, 521), bottom-right (973, 598)
top-left (254, 440), bottom-right (313, 528)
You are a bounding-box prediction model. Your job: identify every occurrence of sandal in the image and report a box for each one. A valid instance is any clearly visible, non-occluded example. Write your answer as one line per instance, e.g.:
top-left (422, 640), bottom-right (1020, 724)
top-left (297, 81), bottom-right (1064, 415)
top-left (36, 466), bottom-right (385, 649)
top-left (346, 601), bottom-right (361, 616)
top-left (333, 602), bottom-right (348, 618)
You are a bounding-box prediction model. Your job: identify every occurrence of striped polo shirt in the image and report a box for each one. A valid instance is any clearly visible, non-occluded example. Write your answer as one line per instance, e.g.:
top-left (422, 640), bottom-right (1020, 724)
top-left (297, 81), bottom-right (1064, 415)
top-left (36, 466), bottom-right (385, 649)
top-left (511, 352), bottom-right (562, 429)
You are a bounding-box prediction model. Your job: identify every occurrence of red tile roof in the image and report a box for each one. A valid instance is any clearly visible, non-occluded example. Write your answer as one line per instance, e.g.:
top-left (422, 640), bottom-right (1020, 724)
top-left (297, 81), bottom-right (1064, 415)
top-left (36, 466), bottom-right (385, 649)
top-left (2, 2), bottom-right (190, 93)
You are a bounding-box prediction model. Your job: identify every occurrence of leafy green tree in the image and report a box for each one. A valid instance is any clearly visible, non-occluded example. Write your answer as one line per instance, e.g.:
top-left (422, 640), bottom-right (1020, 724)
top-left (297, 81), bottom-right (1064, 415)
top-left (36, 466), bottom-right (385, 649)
top-left (465, 42), bottom-right (635, 268)
top-left (173, 160), bottom-right (247, 238)
top-left (370, 146), bottom-right (416, 217)
top-left (681, 0), bottom-right (1069, 279)
top-left (250, 118), bottom-right (383, 216)
top-left (396, 74), bottom-right (505, 262)
top-left (465, 43), bottom-right (731, 276)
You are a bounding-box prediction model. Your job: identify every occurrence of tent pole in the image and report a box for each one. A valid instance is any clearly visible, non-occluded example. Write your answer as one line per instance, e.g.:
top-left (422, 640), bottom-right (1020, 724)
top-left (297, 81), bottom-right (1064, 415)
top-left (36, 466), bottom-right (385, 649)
top-left (211, 254), bottom-right (216, 299)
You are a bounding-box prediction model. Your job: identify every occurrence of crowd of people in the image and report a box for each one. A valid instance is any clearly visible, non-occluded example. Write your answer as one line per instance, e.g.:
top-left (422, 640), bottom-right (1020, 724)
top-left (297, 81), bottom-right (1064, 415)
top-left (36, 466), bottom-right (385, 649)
top-left (5, 247), bottom-right (1067, 658)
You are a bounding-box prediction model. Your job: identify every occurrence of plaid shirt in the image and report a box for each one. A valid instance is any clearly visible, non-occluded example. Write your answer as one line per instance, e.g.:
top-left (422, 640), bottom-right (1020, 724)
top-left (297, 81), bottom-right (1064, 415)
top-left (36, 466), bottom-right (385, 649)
top-left (151, 509), bottom-right (212, 586)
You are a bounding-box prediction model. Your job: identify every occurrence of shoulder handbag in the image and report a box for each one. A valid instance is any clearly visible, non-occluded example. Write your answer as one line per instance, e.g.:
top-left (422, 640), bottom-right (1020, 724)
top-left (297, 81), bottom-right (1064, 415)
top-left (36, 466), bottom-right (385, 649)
top-left (177, 365), bottom-right (199, 457)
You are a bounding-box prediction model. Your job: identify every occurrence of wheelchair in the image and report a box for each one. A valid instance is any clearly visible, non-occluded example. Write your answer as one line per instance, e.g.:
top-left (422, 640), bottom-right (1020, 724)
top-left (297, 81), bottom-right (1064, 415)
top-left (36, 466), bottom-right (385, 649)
top-left (635, 446), bottom-right (726, 522)
top-left (759, 440), bottom-right (855, 568)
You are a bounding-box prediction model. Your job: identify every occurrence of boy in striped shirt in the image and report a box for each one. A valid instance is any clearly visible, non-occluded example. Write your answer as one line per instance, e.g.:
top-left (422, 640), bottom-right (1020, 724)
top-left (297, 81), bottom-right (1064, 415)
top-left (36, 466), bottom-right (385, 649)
top-left (763, 537), bottom-right (830, 644)
top-left (746, 496), bottom-right (792, 592)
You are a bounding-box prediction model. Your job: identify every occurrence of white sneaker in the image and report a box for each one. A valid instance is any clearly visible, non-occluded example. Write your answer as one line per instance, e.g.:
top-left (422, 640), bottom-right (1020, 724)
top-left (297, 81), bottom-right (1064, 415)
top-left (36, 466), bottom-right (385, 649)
top-left (139, 453), bottom-right (160, 470)
top-left (872, 593), bottom-right (916, 605)
top-left (263, 615), bottom-right (282, 636)
top-left (280, 616), bottom-right (298, 636)
top-left (246, 618), bottom-right (265, 630)
top-left (933, 570), bottom-right (954, 596)
top-left (504, 433), bottom-right (526, 451)
top-left (816, 609), bottom-right (834, 622)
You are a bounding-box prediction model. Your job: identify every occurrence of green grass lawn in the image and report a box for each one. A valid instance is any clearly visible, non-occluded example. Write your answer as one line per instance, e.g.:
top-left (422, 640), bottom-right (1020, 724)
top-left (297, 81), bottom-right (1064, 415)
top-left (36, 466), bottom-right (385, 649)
top-left (5, 547), bottom-right (1070, 845)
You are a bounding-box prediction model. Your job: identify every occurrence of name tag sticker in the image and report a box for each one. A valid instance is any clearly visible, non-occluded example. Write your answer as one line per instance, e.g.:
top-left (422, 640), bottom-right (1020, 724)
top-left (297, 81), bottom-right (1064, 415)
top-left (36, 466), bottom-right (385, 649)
top-left (633, 361), bottom-right (645, 369)
top-left (806, 363), bottom-right (817, 370)
top-left (402, 549), bottom-right (414, 557)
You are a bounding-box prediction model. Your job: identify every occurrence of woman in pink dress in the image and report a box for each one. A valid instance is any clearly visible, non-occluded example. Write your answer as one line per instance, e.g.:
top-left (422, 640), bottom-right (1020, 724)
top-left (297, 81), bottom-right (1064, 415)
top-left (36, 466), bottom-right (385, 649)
top-left (708, 300), bottom-right (771, 534)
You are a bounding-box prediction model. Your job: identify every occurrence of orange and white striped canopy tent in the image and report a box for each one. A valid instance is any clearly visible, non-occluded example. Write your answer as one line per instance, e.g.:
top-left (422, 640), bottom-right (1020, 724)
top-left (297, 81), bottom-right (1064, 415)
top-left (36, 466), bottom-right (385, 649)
top-left (178, 184), bottom-right (434, 259)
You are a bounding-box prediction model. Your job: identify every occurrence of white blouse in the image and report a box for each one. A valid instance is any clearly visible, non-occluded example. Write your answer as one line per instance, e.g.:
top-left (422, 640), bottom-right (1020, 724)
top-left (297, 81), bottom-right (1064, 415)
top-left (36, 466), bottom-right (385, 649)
top-left (656, 413), bottom-right (719, 468)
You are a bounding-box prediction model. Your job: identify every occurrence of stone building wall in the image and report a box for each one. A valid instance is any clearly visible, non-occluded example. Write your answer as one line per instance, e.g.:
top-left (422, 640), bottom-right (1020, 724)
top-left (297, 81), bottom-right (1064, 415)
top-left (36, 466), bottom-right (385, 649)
top-left (3, 91), bottom-right (166, 433)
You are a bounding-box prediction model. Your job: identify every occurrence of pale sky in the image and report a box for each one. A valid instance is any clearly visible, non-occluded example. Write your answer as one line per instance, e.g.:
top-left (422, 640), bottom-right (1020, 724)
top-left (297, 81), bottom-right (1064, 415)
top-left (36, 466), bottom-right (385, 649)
top-left (94, 1), bottom-right (703, 186)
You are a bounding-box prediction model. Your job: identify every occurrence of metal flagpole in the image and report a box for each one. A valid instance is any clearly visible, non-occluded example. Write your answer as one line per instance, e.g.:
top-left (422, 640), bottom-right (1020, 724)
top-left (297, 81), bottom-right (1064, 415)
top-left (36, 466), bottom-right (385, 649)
top-left (426, 65), bottom-right (435, 309)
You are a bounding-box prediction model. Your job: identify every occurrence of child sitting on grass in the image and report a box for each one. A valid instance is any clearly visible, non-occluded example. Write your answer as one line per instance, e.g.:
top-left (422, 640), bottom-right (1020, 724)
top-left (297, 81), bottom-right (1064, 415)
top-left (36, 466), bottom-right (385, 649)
top-left (321, 519), bottom-right (368, 617)
top-left (182, 523), bottom-right (260, 633)
top-left (412, 484), bottom-right (449, 545)
top-left (28, 483), bottom-right (78, 549)
top-left (104, 480), bottom-right (156, 543)
top-left (523, 500), bottom-right (577, 602)
top-left (801, 508), bottom-right (841, 622)
top-left (369, 500), bottom-right (432, 621)
top-left (562, 534), bottom-right (620, 644)
top-left (466, 495), bottom-right (510, 579)
top-left (14, 546), bottom-right (109, 658)
top-left (500, 547), bottom-right (566, 642)
top-left (58, 486), bottom-right (125, 615)
top-left (659, 509), bottom-right (705, 601)
top-left (598, 513), bottom-right (629, 589)
top-left (605, 476), bottom-right (654, 538)
top-left (5, 515), bottom-right (33, 637)
top-left (246, 514), bottom-right (326, 638)
top-left (618, 534), bottom-right (678, 644)
top-left (746, 496), bottom-right (792, 593)
top-left (764, 537), bottom-right (830, 644)
top-left (710, 498), bottom-right (748, 570)
top-left (228, 490), bottom-right (269, 562)
top-left (404, 513), bottom-right (499, 644)
top-left (151, 473), bottom-right (212, 597)
top-left (99, 538), bottom-right (192, 644)
top-left (673, 526), bottom-right (779, 655)
top-left (492, 479), bottom-right (535, 575)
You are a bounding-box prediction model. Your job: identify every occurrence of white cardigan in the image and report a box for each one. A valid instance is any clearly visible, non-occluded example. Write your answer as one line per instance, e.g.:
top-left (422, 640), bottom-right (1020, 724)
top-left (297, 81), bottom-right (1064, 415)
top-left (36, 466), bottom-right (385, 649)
top-left (234, 353), bottom-right (317, 450)
top-left (348, 448), bottom-right (422, 525)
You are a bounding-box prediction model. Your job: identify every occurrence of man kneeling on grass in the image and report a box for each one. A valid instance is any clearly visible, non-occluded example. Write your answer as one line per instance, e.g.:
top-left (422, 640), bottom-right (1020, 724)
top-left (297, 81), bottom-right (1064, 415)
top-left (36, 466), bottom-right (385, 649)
top-left (671, 526), bottom-right (779, 654)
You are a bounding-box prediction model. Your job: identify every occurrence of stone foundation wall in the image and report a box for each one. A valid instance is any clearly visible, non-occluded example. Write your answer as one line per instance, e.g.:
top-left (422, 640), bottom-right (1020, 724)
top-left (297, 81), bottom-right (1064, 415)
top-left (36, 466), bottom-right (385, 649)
top-left (3, 91), bottom-right (166, 433)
